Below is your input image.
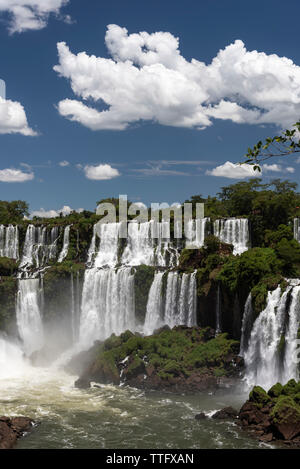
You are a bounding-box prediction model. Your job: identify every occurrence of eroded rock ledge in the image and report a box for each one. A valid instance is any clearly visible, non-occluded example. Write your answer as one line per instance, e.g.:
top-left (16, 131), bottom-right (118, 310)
top-left (0, 416), bottom-right (34, 449)
top-left (69, 326), bottom-right (243, 393)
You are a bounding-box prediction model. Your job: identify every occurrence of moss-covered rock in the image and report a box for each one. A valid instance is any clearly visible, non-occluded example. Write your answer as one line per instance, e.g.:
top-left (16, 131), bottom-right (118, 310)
top-left (239, 381), bottom-right (300, 444)
top-left (73, 326), bottom-right (241, 392)
top-left (249, 386), bottom-right (272, 407)
top-left (268, 383), bottom-right (284, 398)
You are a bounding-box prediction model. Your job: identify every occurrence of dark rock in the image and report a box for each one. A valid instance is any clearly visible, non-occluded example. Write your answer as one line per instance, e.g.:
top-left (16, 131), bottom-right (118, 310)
top-left (259, 433), bottom-right (273, 442)
top-left (74, 377), bottom-right (91, 389)
top-left (212, 406), bottom-right (238, 420)
top-left (195, 413), bottom-right (207, 420)
top-left (0, 416), bottom-right (34, 449)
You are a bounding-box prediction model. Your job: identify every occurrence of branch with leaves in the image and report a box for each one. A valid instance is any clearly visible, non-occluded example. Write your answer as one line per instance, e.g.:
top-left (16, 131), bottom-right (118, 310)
top-left (243, 121), bottom-right (300, 171)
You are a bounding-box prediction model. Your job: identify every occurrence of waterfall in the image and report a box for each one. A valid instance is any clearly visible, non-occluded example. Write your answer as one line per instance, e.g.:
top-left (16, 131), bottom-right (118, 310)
top-left (20, 224), bottom-right (60, 271)
top-left (185, 218), bottom-right (210, 248)
top-left (240, 293), bottom-right (253, 356)
top-left (145, 270), bottom-right (198, 331)
top-left (0, 336), bottom-right (28, 379)
top-left (79, 267), bottom-right (135, 347)
top-left (143, 272), bottom-right (164, 335)
top-left (58, 226), bottom-right (70, 262)
top-left (215, 284), bottom-right (222, 334)
top-left (87, 222), bottom-right (121, 268)
top-left (121, 221), bottom-right (178, 267)
top-left (16, 279), bottom-right (44, 356)
top-left (213, 218), bottom-right (249, 255)
top-left (0, 224), bottom-right (19, 259)
top-left (294, 218), bottom-right (300, 242)
top-left (244, 282), bottom-right (300, 389)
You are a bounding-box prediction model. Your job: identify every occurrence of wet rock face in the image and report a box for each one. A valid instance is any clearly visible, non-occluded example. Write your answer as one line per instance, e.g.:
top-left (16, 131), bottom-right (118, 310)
top-left (0, 416), bottom-right (34, 449)
top-left (238, 381), bottom-right (300, 446)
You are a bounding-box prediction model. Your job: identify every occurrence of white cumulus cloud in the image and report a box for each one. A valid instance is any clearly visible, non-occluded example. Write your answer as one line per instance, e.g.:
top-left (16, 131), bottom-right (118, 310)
top-left (54, 24), bottom-right (300, 132)
top-left (31, 205), bottom-right (83, 218)
top-left (0, 97), bottom-right (36, 135)
top-left (0, 167), bottom-right (34, 182)
top-left (206, 161), bottom-right (260, 179)
top-left (206, 161), bottom-right (296, 179)
top-left (0, 0), bottom-right (70, 34)
top-left (84, 163), bottom-right (120, 180)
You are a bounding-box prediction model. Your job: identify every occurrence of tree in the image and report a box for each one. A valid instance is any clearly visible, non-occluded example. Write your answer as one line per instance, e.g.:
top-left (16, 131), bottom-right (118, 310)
top-left (244, 121), bottom-right (300, 169)
top-left (0, 200), bottom-right (29, 223)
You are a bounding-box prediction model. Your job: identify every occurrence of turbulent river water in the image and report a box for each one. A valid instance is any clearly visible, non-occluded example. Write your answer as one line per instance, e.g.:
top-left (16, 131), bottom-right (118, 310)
top-left (0, 364), bottom-right (271, 449)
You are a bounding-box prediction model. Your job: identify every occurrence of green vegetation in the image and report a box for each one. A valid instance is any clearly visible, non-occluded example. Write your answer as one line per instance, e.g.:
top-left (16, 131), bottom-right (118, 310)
top-left (84, 327), bottom-right (239, 384)
top-left (0, 276), bottom-right (18, 333)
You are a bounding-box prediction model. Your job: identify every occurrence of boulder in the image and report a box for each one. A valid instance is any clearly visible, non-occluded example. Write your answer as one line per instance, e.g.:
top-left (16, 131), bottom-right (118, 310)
top-left (0, 416), bottom-right (34, 449)
top-left (212, 406), bottom-right (238, 420)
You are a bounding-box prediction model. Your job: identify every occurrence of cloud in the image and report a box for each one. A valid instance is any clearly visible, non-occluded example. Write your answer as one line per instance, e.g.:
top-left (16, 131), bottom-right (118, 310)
top-left (83, 163), bottom-right (120, 180)
top-left (261, 164), bottom-right (282, 172)
top-left (206, 161), bottom-right (260, 179)
top-left (286, 166), bottom-right (295, 173)
top-left (54, 25), bottom-right (300, 132)
top-left (31, 205), bottom-right (83, 218)
top-left (262, 163), bottom-right (295, 174)
top-left (0, 168), bottom-right (34, 182)
top-left (59, 160), bottom-right (70, 167)
top-left (0, 97), bottom-right (37, 135)
top-left (0, 0), bottom-right (70, 34)
top-left (206, 161), bottom-right (297, 179)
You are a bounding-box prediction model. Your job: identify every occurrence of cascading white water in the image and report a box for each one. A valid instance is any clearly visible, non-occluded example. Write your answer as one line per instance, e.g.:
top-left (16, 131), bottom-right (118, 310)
top-left (20, 225), bottom-right (60, 271)
top-left (87, 222), bottom-right (121, 268)
top-left (213, 218), bottom-right (249, 255)
top-left (58, 226), bottom-right (71, 263)
top-left (0, 224), bottom-right (19, 259)
top-left (0, 336), bottom-right (29, 379)
top-left (143, 272), bottom-right (164, 335)
top-left (121, 221), bottom-right (178, 267)
top-left (185, 218), bottom-right (210, 248)
top-left (16, 279), bottom-right (44, 356)
top-left (239, 293), bottom-right (253, 357)
top-left (294, 218), bottom-right (300, 242)
top-left (145, 270), bottom-right (197, 333)
top-left (79, 267), bottom-right (135, 347)
top-left (243, 282), bottom-right (300, 389)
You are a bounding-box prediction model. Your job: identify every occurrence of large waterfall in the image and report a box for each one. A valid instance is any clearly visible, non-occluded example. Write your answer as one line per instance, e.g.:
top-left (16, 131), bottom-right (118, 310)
top-left (58, 226), bottom-right (71, 263)
top-left (20, 224), bottom-right (59, 271)
top-left (243, 282), bottom-right (300, 389)
top-left (122, 221), bottom-right (178, 267)
top-left (16, 279), bottom-right (44, 356)
top-left (185, 218), bottom-right (210, 248)
top-left (0, 224), bottom-right (19, 259)
top-left (79, 267), bottom-right (135, 347)
top-left (87, 222), bottom-right (121, 268)
top-left (143, 272), bottom-right (164, 335)
top-left (213, 218), bottom-right (249, 255)
top-left (144, 271), bottom-right (197, 335)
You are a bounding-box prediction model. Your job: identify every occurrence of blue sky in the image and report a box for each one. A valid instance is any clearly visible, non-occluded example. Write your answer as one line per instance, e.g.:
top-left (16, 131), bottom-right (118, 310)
top-left (0, 0), bottom-right (300, 216)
